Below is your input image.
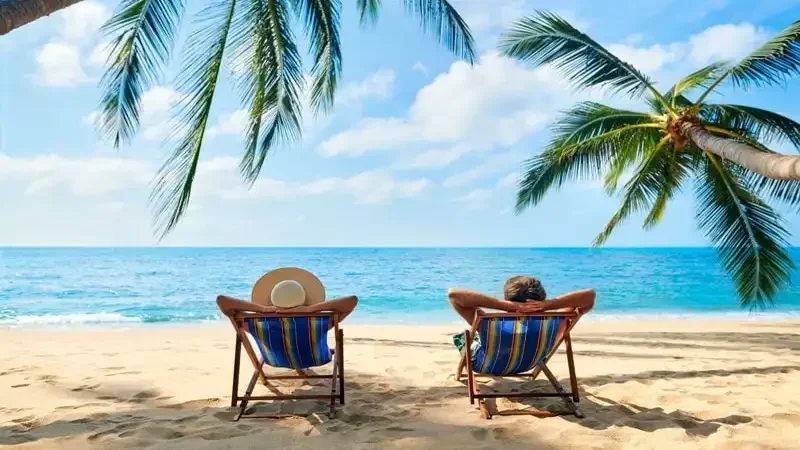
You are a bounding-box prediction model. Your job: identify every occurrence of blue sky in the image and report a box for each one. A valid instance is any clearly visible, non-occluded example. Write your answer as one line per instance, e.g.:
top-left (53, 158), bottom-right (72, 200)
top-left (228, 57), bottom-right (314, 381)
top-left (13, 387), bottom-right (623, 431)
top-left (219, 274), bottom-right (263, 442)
top-left (1, 0), bottom-right (799, 246)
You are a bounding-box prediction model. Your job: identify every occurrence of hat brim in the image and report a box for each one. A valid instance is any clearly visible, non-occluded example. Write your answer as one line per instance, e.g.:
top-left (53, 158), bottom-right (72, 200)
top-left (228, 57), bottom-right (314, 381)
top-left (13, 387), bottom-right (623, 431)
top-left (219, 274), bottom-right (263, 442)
top-left (251, 267), bottom-right (325, 307)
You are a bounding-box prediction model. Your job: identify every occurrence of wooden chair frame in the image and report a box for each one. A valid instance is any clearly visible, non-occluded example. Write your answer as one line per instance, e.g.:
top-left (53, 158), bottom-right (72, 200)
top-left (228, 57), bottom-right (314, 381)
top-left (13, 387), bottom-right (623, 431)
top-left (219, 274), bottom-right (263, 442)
top-left (228, 311), bottom-right (345, 420)
top-left (456, 311), bottom-right (584, 420)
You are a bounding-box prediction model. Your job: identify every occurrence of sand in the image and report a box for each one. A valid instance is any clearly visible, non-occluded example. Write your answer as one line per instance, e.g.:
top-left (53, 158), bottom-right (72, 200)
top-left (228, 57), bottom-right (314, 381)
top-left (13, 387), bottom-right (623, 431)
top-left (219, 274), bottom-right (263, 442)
top-left (1, 319), bottom-right (799, 449)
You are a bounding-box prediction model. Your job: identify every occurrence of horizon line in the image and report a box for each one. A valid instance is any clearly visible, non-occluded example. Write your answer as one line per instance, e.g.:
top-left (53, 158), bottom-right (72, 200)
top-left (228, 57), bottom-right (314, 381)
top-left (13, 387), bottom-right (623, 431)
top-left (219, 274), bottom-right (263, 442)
top-left (3, 245), bottom-right (799, 249)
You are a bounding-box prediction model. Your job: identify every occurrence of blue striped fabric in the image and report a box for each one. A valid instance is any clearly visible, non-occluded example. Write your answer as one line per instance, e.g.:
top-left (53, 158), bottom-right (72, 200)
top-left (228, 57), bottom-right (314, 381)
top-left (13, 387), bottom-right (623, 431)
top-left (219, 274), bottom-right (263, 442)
top-left (243, 316), bottom-right (333, 369)
top-left (472, 316), bottom-right (563, 376)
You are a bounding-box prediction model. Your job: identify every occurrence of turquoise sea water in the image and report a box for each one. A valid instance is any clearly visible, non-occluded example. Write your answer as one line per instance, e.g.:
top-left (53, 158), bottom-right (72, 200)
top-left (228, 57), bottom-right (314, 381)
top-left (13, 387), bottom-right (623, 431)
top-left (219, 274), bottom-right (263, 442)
top-left (2, 247), bottom-right (800, 326)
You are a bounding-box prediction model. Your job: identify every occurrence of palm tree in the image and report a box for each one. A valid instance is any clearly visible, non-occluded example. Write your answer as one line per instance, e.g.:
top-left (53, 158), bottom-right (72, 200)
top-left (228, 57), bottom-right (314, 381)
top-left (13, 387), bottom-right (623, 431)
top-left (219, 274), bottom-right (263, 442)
top-left (501, 11), bottom-right (800, 308)
top-left (3, 0), bottom-right (474, 237)
top-left (1, 1), bottom-right (84, 35)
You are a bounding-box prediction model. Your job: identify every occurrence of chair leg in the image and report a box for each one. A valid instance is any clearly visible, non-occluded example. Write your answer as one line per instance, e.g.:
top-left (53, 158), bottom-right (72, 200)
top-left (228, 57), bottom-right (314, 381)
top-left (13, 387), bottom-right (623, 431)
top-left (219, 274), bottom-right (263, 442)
top-left (329, 353), bottom-right (339, 419)
top-left (464, 331), bottom-right (476, 405)
top-left (565, 333), bottom-right (580, 403)
top-left (338, 329), bottom-right (345, 405)
top-left (235, 368), bottom-right (262, 421)
top-left (530, 365), bottom-right (542, 382)
top-left (540, 364), bottom-right (584, 419)
top-left (231, 334), bottom-right (242, 408)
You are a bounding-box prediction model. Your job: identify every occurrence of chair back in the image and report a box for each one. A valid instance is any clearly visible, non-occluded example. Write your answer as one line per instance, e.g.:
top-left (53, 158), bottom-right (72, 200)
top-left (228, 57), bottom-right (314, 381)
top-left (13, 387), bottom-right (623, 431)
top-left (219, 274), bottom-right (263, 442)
top-left (239, 315), bottom-right (333, 369)
top-left (472, 315), bottom-right (564, 375)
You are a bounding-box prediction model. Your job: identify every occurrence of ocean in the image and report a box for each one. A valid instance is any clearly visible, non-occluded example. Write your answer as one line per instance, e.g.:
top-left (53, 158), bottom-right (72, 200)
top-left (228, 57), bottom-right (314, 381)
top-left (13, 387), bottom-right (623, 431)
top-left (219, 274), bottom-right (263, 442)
top-left (2, 247), bottom-right (800, 327)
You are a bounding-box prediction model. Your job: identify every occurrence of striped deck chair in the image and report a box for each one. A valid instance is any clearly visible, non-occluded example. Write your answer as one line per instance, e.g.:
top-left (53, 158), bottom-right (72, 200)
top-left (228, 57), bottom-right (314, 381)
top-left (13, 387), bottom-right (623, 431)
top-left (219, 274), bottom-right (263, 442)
top-left (228, 312), bottom-right (344, 419)
top-left (457, 311), bottom-right (584, 419)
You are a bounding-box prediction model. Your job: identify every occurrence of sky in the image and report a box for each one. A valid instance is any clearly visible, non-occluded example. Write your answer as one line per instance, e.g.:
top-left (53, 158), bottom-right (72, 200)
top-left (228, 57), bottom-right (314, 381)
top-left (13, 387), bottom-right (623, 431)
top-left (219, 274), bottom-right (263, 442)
top-left (1, 0), bottom-right (799, 247)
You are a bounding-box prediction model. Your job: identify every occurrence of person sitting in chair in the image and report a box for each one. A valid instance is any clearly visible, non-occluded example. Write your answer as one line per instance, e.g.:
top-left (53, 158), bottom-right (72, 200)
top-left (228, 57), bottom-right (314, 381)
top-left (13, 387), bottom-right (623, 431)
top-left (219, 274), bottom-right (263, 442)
top-left (217, 267), bottom-right (358, 329)
top-left (448, 276), bottom-right (594, 369)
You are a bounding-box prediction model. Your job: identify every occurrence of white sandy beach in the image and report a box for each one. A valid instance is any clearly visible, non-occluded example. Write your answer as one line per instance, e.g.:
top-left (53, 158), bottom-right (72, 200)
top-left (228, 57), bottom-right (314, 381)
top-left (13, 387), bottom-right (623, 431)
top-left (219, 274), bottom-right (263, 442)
top-left (1, 319), bottom-right (799, 449)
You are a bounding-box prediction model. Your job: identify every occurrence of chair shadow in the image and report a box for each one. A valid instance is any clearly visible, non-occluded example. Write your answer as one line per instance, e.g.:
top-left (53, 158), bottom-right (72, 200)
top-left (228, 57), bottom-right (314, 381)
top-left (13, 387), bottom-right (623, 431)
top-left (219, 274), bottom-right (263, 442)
top-left (466, 377), bottom-right (753, 438)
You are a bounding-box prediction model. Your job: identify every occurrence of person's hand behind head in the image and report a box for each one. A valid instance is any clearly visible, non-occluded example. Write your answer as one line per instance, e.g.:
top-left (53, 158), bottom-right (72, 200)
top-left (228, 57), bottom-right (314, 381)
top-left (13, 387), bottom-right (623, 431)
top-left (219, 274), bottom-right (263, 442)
top-left (518, 301), bottom-right (546, 313)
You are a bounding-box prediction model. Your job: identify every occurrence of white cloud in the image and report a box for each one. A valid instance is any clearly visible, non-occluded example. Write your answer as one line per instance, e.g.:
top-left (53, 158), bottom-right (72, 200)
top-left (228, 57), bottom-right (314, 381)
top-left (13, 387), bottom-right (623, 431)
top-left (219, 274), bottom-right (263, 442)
top-left (394, 145), bottom-right (474, 170)
top-left (140, 86), bottom-right (183, 140)
top-left (33, 43), bottom-right (91, 86)
top-left (412, 62), bottom-right (428, 75)
top-left (82, 110), bottom-right (101, 127)
top-left (607, 22), bottom-right (767, 77)
top-left (320, 53), bottom-right (575, 157)
top-left (242, 170), bottom-right (431, 205)
top-left (57, 1), bottom-right (111, 44)
top-left (607, 43), bottom-right (683, 74)
top-left (496, 172), bottom-right (520, 188)
top-left (689, 23), bottom-right (767, 65)
top-left (1, 153), bottom-right (430, 207)
top-left (87, 41), bottom-right (113, 67)
top-left (442, 152), bottom-right (523, 188)
top-left (0, 153), bottom-right (152, 196)
top-left (208, 109), bottom-right (248, 137)
top-left (456, 188), bottom-right (493, 208)
top-left (31, 1), bottom-right (111, 87)
top-left (336, 69), bottom-right (396, 105)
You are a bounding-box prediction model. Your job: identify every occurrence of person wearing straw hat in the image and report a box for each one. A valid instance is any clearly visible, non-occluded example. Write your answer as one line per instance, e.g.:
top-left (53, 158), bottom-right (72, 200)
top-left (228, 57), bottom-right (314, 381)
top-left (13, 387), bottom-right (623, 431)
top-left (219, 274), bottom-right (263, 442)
top-left (216, 267), bottom-right (358, 328)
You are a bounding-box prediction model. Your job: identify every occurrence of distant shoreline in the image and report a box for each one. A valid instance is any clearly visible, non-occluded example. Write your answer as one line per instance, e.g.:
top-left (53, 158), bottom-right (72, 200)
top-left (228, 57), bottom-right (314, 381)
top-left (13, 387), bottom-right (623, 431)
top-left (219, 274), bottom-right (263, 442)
top-left (2, 311), bottom-right (799, 330)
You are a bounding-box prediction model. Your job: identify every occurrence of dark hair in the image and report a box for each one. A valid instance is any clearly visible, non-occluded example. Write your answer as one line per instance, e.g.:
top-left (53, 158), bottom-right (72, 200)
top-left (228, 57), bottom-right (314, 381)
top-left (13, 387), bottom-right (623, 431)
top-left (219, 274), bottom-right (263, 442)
top-left (503, 276), bottom-right (546, 303)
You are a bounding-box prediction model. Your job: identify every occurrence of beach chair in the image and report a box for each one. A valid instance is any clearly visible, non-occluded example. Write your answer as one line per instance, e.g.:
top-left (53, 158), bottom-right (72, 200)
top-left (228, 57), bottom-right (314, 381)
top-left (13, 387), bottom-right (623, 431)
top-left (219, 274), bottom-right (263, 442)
top-left (456, 311), bottom-right (584, 419)
top-left (227, 311), bottom-right (344, 419)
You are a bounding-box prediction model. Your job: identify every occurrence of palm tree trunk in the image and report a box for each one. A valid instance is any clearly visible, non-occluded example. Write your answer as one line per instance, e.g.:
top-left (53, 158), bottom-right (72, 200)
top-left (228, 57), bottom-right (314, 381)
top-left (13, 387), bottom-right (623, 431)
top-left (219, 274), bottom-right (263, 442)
top-left (0, 0), bottom-right (83, 36)
top-left (683, 123), bottom-right (800, 180)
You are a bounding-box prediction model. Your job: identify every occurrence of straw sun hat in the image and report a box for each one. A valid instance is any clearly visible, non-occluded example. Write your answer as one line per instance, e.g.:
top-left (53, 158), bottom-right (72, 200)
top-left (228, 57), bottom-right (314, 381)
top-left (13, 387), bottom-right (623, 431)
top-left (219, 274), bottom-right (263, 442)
top-left (251, 267), bottom-right (325, 308)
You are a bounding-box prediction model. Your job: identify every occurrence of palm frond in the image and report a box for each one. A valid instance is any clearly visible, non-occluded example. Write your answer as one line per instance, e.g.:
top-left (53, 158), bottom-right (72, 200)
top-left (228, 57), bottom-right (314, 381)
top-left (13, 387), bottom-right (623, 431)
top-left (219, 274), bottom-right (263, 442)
top-left (553, 101), bottom-right (661, 147)
top-left (695, 154), bottom-right (794, 308)
top-left (297, 0), bottom-right (342, 113)
top-left (150, 0), bottom-right (237, 238)
top-left (516, 123), bottom-right (662, 213)
top-left (98, 0), bottom-right (185, 147)
top-left (646, 93), bottom-right (691, 114)
top-left (401, 0), bottom-right (475, 63)
top-left (729, 20), bottom-right (800, 88)
top-left (593, 138), bottom-right (694, 246)
top-left (701, 104), bottom-right (800, 150)
top-left (604, 133), bottom-right (672, 195)
top-left (695, 20), bottom-right (800, 104)
top-left (356, 0), bottom-right (381, 23)
top-left (669, 62), bottom-right (727, 103)
top-left (642, 148), bottom-right (701, 229)
top-left (727, 160), bottom-right (800, 212)
top-left (499, 11), bottom-right (670, 108)
top-left (230, 0), bottom-right (304, 183)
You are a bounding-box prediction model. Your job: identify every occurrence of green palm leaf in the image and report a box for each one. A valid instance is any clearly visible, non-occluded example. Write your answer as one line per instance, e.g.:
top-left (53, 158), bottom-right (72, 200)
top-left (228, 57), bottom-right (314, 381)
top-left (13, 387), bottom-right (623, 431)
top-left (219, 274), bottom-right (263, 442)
top-left (695, 154), bottom-right (794, 308)
top-left (669, 62), bottom-right (727, 102)
top-left (499, 11), bottom-right (669, 108)
top-left (732, 162), bottom-right (800, 212)
top-left (402, 0), bottom-right (475, 62)
top-left (240, 0), bottom-right (304, 182)
top-left (297, 0), bottom-right (342, 113)
top-left (642, 148), bottom-right (701, 229)
top-left (516, 124), bottom-right (662, 213)
top-left (701, 104), bottom-right (800, 150)
top-left (695, 20), bottom-right (800, 104)
top-left (150, 0), bottom-right (238, 238)
top-left (98, 0), bottom-right (185, 147)
top-left (728, 20), bottom-right (800, 88)
top-left (594, 139), bottom-right (696, 245)
top-left (356, 0), bottom-right (381, 23)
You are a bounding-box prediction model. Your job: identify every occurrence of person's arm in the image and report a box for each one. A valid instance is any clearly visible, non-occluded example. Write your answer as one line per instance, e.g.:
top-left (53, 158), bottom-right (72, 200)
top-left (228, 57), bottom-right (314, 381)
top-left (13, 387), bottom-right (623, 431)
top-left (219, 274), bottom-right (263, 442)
top-left (448, 288), bottom-right (521, 324)
top-left (518, 289), bottom-right (596, 314)
top-left (287, 295), bottom-right (359, 324)
top-left (216, 294), bottom-right (276, 317)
